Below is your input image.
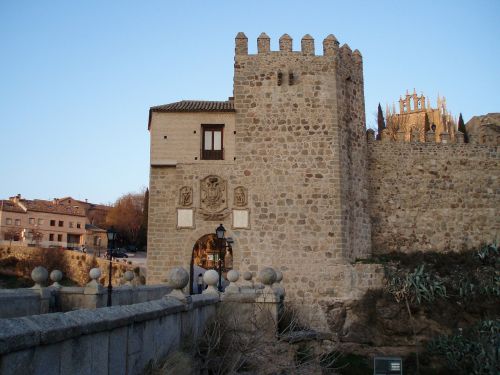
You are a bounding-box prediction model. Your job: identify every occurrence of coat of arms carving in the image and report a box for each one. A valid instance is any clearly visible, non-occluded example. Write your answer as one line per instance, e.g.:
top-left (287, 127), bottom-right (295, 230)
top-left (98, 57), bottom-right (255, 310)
top-left (234, 186), bottom-right (248, 207)
top-left (200, 175), bottom-right (228, 220)
top-left (179, 186), bottom-right (193, 207)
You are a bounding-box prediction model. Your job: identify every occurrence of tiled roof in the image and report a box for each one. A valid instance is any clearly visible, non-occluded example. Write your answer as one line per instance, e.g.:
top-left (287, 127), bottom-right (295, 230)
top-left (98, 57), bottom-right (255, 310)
top-left (148, 100), bottom-right (235, 129)
top-left (22, 199), bottom-right (86, 217)
top-left (0, 200), bottom-right (25, 213)
top-left (151, 100), bottom-right (234, 113)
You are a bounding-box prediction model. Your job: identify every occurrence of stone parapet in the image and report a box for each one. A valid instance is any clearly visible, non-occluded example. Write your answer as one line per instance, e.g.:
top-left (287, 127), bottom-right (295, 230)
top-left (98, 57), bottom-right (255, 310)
top-left (0, 295), bottom-right (218, 375)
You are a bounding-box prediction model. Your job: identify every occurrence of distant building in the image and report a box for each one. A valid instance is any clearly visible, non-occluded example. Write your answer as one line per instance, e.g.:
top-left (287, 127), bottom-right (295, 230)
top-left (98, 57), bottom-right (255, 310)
top-left (465, 113), bottom-right (500, 146)
top-left (0, 195), bottom-right (109, 250)
top-left (384, 90), bottom-right (457, 142)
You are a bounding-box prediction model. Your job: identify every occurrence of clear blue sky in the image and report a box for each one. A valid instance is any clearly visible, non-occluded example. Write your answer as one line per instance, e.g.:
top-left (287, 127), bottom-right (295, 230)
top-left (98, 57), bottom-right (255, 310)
top-left (1, 1), bottom-right (498, 204)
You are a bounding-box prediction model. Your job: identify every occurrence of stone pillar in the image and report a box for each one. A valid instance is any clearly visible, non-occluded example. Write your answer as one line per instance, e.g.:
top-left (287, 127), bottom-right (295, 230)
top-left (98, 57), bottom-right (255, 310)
top-left (440, 132), bottom-right (450, 144)
top-left (279, 34), bottom-right (293, 52)
top-left (257, 32), bottom-right (270, 53)
top-left (301, 34), bottom-right (314, 55)
top-left (84, 268), bottom-right (104, 308)
top-left (366, 129), bottom-right (375, 141)
top-left (456, 130), bottom-right (465, 144)
top-left (203, 269), bottom-right (220, 295)
top-left (323, 34), bottom-right (339, 57)
top-left (31, 266), bottom-right (51, 314)
top-left (164, 267), bottom-right (191, 304)
top-left (224, 270), bottom-right (241, 293)
top-left (235, 32), bottom-right (248, 55)
top-left (426, 130), bottom-right (436, 143)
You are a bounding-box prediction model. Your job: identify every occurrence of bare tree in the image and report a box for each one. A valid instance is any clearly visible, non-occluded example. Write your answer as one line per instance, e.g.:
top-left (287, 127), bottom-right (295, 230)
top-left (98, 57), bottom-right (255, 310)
top-left (4, 228), bottom-right (21, 247)
top-left (106, 191), bottom-right (145, 246)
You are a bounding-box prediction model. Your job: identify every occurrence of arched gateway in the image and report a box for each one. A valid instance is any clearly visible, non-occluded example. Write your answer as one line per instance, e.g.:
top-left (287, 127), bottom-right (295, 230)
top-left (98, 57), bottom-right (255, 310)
top-left (189, 233), bottom-right (233, 294)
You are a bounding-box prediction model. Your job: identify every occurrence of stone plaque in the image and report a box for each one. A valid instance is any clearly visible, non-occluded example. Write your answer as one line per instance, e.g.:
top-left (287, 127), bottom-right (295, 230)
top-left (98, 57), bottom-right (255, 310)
top-left (234, 186), bottom-right (248, 207)
top-left (232, 209), bottom-right (249, 229)
top-left (179, 186), bottom-right (193, 207)
top-left (177, 209), bottom-right (194, 228)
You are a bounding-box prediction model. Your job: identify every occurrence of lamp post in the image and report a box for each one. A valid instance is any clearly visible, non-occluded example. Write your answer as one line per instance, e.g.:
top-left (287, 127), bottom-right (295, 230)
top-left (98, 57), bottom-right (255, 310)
top-left (215, 224), bottom-right (226, 292)
top-left (106, 227), bottom-right (117, 307)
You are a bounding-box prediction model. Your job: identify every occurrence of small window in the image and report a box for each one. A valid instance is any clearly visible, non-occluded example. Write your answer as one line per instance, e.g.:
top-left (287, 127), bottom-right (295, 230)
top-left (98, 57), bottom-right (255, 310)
top-left (15, 219), bottom-right (21, 226)
top-left (201, 124), bottom-right (224, 160)
top-left (29, 218), bottom-right (35, 225)
top-left (38, 218), bottom-right (43, 225)
top-left (50, 220), bottom-right (56, 226)
top-left (69, 222), bottom-right (74, 228)
top-left (6, 218), bottom-right (12, 225)
top-left (77, 223), bottom-right (81, 229)
top-left (58, 220), bottom-right (64, 227)
top-left (49, 233), bottom-right (54, 241)
top-left (57, 234), bottom-right (62, 242)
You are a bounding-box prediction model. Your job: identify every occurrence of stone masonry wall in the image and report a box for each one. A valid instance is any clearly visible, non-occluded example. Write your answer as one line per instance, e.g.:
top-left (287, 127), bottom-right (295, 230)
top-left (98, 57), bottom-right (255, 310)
top-left (368, 140), bottom-right (500, 253)
top-left (0, 246), bottom-right (133, 286)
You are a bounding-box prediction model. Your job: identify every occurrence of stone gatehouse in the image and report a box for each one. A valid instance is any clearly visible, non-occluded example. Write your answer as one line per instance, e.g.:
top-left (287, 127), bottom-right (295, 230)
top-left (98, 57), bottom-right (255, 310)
top-left (146, 32), bottom-right (499, 330)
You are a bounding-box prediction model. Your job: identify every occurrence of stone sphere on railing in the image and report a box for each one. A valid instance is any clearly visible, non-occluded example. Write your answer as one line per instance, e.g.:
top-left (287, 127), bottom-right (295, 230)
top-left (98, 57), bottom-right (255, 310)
top-left (275, 270), bottom-right (283, 283)
top-left (227, 270), bottom-right (239, 283)
top-left (50, 270), bottom-right (63, 283)
top-left (203, 269), bottom-right (219, 286)
top-left (243, 271), bottom-right (253, 281)
top-left (258, 267), bottom-right (277, 286)
top-left (89, 268), bottom-right (101, 281)
top-left (31, 266), bottom-right (48, 285)
top-left (168, 267), bottom-right (189, 290)
top-left (124, 270), bottom-right (134, 283)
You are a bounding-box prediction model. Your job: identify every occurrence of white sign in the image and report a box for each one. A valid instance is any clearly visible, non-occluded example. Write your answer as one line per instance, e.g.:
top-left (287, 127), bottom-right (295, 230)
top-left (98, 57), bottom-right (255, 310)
top-left (232, 209), bottom-right (249, 229)
top-left (177, 209), bottom-right (194, 228)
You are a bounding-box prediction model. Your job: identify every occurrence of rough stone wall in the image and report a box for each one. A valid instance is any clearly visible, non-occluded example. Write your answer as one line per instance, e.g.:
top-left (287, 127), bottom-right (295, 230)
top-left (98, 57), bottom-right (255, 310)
top-left (368, 141), bottom-right (500, 253)
top-left (0, 246), bottom-right (133, 286)
top-left (335, 47), bottom-right (371, 260)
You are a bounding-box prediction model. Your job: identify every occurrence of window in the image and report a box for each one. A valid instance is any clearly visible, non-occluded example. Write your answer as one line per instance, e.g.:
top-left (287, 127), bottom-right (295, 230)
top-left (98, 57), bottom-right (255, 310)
top-left (15, 219), bottom-right (21, 226)
top-left (38, 218), bottom-right (43, 225)
top-left (58, 220), bottom-right (63, 227)
top-left (50, 220), bottom-right (55, 226)
top-left (6, 218), bottom-right (12, 225)
top-left (29, 218), bottom-right (35, 225)
top-left (76, 223), bottom-right (81, 229)
top-left (49, 234), bottom-right (54, 241)
top-left (69, 222), bottom-right (74, 228)
top-left (202, 124), bottom-right (224, 160)
top-left (57, 234), bottom-right (62, 242)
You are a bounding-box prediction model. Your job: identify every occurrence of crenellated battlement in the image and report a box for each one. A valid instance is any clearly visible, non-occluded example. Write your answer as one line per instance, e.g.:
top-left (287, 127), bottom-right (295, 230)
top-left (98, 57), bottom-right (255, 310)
top-left (234, 32), bottom-right (362, 63)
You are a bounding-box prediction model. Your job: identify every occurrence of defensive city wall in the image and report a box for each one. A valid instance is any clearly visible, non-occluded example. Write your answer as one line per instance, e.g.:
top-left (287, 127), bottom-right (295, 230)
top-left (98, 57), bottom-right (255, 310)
top-left (367, 132), bottom-right (499, 254)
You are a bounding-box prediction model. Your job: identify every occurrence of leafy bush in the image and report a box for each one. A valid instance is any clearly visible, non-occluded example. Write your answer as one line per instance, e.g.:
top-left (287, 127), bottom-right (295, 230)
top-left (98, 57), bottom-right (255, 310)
top-left (428, 320), bottom-right (500, 375)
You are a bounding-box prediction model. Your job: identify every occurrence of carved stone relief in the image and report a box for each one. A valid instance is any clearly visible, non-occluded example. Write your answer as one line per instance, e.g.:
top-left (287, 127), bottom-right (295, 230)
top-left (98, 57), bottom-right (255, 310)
top-left (179, 186), bottom-right (193, 207)
top-left (199, 175), bottom-right (229, 220)
top-left (234, 186), bottom-right (248, 207)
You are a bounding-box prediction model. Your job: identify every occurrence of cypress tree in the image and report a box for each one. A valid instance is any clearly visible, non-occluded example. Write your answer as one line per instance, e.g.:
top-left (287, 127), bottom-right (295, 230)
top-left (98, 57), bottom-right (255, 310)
top-left (424, 113), bottom-right (430, 133)
top-left (377, 103), bottom-right (386, 140)
top-left (458, 113), bottom-right (468, 143)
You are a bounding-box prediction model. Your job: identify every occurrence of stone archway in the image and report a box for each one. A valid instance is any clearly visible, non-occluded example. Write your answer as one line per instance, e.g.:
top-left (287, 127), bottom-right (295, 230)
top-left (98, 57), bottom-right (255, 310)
top-left (189, 233), bottom-right (233, 294)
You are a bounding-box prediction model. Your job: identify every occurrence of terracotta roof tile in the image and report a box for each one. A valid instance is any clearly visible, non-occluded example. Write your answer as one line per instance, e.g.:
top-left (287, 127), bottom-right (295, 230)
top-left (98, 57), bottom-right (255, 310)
top-left (0, 200), bottom-right (25, 213)
top-left (22, 199), bottom-right (86, 217)
top-left (151, 100), bottom-right (234, 113)
top-left (148, 100), bottom-right (235, 129)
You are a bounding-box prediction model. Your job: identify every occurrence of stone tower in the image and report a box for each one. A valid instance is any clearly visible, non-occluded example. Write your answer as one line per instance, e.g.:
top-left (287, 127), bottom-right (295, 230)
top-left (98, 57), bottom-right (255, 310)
top-left (232, 32), bottom-right (370, 263)
top-left (147, 33), bottom-right (373, 329)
